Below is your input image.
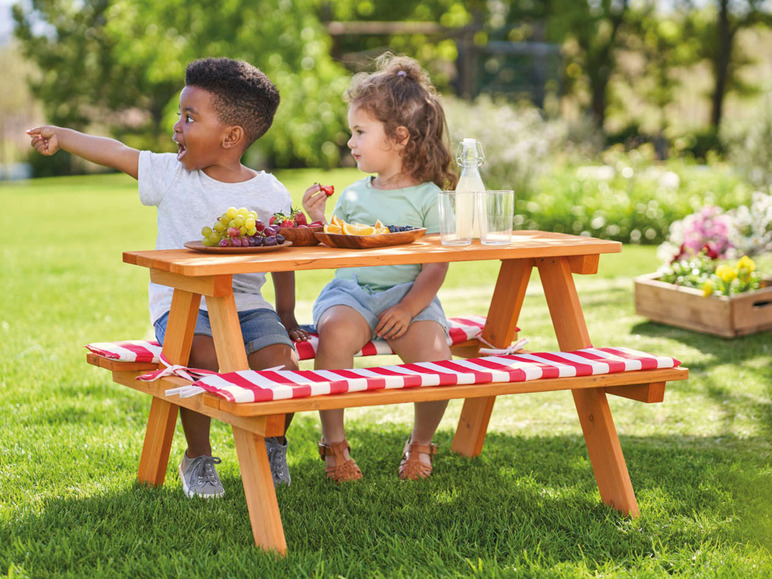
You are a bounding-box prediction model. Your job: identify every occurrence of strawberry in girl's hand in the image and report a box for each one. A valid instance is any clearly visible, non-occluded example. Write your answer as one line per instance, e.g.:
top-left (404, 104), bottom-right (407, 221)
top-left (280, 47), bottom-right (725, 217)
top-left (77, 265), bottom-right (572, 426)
top-left (315, 182), bottom-right (334, 197)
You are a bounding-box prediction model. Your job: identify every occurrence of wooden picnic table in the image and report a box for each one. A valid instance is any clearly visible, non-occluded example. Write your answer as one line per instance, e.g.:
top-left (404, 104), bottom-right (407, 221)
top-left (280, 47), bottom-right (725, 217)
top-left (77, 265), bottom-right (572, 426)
top-left (113, 231), bottom-right (687, 554)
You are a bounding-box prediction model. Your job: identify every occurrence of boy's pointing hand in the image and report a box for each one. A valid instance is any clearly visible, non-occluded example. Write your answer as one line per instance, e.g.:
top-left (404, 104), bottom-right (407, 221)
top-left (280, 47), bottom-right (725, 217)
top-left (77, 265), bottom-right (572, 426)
top-left (27, 126), bottom-right (61, 156)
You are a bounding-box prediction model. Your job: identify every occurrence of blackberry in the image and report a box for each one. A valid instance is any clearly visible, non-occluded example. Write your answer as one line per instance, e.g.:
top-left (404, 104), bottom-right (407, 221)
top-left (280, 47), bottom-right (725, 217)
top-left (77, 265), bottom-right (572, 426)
top-left (386, 225), bottom-right (416, 233)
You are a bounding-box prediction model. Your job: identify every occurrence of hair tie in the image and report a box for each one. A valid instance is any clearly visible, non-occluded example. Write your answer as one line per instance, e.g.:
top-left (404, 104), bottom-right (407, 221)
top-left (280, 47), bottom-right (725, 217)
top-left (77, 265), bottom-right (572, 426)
top-left (397, 70), bottom-right (407, 78)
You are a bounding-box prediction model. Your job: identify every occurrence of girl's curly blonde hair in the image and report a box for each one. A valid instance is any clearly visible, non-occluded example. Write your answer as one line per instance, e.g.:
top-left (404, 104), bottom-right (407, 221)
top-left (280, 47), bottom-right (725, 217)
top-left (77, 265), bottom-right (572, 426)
top-left (346, 53), bottom-right (458, 190)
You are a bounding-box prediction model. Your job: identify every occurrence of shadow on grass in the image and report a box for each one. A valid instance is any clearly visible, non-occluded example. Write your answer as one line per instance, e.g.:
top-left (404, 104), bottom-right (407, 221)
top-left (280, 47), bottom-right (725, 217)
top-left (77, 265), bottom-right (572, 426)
top-left (632, 320), bottom-right (772, 438)
top-left (4, 427), bottom-right (770, 576)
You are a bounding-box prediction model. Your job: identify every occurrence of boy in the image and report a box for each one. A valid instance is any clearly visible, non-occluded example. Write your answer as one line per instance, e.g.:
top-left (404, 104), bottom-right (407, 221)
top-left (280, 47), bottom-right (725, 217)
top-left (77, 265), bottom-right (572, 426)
top-left (28, 57), bottom-right (306, 497)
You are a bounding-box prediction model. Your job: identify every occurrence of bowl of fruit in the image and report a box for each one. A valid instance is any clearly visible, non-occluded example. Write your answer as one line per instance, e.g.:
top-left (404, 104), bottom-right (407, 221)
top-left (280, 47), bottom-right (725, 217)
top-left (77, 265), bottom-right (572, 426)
top-left (270, 209), bottom-right (324, 246)
top-left (185, 206), bottom-right (291, 253)
top-left (314, 216), bottom-right (426, 249)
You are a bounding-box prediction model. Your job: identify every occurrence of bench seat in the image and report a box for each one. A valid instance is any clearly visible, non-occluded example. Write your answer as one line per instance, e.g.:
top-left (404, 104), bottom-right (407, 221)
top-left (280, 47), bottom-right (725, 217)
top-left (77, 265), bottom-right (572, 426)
top-left (85, 315), bottom-right (491, 366)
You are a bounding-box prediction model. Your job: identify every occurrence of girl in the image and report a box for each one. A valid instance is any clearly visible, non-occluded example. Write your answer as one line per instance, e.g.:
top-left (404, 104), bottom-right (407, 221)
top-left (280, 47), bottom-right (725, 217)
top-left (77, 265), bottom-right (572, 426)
top-left (303, 54), bottom-right (457, 482)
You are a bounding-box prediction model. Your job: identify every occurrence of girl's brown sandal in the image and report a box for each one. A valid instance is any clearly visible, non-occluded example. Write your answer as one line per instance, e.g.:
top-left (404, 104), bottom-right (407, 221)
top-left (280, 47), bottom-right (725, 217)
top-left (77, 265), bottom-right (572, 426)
top-left (318, 439), bottom-right (362, 483)
top-left (398, 440), bottom-right (437, 480)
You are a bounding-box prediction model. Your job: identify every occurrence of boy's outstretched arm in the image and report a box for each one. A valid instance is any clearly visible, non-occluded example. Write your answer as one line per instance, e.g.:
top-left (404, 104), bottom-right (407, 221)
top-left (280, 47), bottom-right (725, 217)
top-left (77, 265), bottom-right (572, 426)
top-left (27, 126), bottom-right (140, 180)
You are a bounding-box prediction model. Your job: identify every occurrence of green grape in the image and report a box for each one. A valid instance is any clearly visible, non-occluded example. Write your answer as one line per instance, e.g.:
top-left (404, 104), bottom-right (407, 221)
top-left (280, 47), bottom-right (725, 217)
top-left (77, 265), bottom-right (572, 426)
top-left (219, 214), bottom-right (230, 226)
top-left (228, 219), bottom-right (237, 229)
top-left (246, 227), bottom-right (257, 236)
top-left (234, 215), bottom-right (246, 227)
top-left (201, 226), bottom-right (213, 238)
top-left (237, 207), bottom-right (249, 217)
top-left (213, 222), bottom-right (226, 233)
top-left (202, 237), bottom-right (214, 247)
top-left (248, 211), bottom-right (258, 220)
top-left (226, 207), bottom-right (238, 219)
top-left (245, 217), bottom-right (256, 229)
top-left (239, 225), bottom-right (247, 235)
top-left (209, 232), bottom-right (222, 245)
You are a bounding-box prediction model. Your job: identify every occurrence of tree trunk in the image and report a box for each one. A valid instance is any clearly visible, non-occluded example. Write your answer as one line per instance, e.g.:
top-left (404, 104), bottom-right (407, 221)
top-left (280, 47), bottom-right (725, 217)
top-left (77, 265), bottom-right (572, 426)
top-left (710, 0), bottom-right (735, 130)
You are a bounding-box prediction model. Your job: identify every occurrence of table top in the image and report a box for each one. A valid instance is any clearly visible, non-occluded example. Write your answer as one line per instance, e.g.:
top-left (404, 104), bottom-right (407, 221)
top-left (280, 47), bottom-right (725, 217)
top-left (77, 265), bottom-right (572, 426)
top-left (123, 231), bottom-right (622, 276)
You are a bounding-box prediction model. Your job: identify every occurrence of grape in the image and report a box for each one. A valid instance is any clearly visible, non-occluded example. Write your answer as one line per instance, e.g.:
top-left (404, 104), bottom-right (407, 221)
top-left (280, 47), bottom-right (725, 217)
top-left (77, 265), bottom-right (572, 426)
top-left (252, 235), bottom-right (264, 246)
top-left (264, 235), bottom-right (277, 246)
top-left (245, 217), bottom-right (256, 229)
top-left (219, 238), bottom-right (230, 247)
top-left (232, 237), bottom-right (243, 247)
top-left (246, 227), bottom-right (257, 236)
top-left (254, 220), bottom-right (265, 232)
top-left (276, 234), bottom-right (285, 244)
top-left (209, 232), bottom-right (222, 245)
top-left (228, 227), bottom-right (240, 238)
top-left (234, 215), bottom-right (245, 227)
top-left (220, 214), bottom-right (230, 226)
top-left (213, 222), bottom-right (226, 233)
top-left (264, 225), bottom-right (280, 236)
top-left (237, 207), bottom-right (249, 217)
top-left (201, 226), bottom-right (213, 237)
top-left (226, 207), bottom-right (238, 219)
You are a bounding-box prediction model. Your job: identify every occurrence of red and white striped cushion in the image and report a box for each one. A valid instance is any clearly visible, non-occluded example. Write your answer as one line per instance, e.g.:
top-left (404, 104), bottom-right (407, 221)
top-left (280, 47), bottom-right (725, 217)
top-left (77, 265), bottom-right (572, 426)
top-left (85, 340), bottom-right (162, 363)
top-left (294, 315), bottom-right (488, 360)
top-left (187, 347), bottom-right (681, 404)
top-left (86, 316), bottom-right (491, 364)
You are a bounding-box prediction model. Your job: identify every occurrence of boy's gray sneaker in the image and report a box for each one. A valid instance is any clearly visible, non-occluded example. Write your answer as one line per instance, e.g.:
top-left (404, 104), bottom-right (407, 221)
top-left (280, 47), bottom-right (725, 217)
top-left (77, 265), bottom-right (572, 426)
top-left (178, 452), bottom-right (225, 498)
top-left (265, 437), bottom-right (291, 487)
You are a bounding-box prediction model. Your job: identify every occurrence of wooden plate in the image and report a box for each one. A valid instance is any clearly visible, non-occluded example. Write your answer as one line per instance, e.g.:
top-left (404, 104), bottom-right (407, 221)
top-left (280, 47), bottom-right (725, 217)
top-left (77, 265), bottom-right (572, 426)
top-left (314, 228), bottom-right (426, 249)
top-left (184, 240), bottom-right (293, 254)
top-left (275, 226), bottom-right (323, 246)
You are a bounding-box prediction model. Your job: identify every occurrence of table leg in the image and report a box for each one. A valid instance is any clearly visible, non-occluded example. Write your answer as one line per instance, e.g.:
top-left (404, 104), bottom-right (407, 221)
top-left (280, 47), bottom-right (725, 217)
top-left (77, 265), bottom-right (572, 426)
top-left (452, 259), bottom-right (532, 456)
top-left (205, 294), bottom-right (249, 372)
top-left (537, 257), bottom-right (639, 516)
top-left (137, 397), bottom-right (179, 485)
top-left (232, 426), bottom-right (287, 554)
top-left (136, 288), bottom-right (201, 484)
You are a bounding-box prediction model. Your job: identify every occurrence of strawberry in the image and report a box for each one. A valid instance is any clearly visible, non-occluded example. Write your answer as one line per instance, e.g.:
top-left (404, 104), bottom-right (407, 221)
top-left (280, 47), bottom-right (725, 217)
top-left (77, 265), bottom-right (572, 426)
top-left (309, 220), bottom-right (324, 227)
top-left (280, 219), bottom-right (296, 228)
top-left (320, 184), bottom-right (334, 197)
top-left (292, 208), bottom-right (308, 226)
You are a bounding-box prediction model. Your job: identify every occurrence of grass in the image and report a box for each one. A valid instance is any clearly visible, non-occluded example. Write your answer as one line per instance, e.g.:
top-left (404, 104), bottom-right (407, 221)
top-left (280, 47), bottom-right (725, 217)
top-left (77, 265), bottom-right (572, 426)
top-left (1, 173), bottom-right (770, 578)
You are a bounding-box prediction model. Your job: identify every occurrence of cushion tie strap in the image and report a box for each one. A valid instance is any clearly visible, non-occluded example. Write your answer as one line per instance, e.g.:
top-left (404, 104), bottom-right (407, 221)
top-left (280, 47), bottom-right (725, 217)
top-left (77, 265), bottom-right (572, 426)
top-left (477, 336), bottom-right (530, 356)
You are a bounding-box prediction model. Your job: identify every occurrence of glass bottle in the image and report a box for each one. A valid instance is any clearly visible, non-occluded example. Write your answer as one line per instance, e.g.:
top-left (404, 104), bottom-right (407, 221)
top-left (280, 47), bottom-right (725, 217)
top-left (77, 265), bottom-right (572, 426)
top-left (455, 138), bottom-right (485, 238)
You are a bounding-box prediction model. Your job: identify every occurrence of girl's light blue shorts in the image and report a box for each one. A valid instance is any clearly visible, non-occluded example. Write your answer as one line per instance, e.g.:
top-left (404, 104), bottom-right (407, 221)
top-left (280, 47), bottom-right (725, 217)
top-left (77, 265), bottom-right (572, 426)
top-left (312, 278), bottom-right (449, 340)
top-left (153, 308), bottom-right (294, 356)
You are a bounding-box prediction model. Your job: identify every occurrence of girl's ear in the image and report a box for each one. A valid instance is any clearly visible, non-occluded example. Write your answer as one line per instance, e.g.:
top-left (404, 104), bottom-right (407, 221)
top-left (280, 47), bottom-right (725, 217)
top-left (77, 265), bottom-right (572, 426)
top-left (393, 126), bottom-right (410, 150)
top-left (222, 126), bottom-right (245, 149)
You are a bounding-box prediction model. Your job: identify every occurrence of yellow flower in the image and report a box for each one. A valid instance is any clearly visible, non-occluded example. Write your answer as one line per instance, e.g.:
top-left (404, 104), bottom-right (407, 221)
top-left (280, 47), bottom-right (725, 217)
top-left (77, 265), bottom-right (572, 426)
top-left (715, 264), bottom-right (737, 283)
top-left (736, 255), bottom-right (755, 272)
top-left (702, 281), bottom-right (714, 296)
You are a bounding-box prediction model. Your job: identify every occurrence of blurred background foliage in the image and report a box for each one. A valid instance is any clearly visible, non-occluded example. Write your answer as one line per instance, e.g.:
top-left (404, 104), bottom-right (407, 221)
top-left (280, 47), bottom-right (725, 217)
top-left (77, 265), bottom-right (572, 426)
top-left (2, 0), bottom-right (772, 245)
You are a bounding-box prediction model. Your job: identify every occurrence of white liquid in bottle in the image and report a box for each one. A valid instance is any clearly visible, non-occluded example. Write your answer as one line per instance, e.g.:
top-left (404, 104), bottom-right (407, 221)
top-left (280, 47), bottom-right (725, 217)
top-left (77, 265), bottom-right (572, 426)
top-left (455, 138), bottom-right (485, 238)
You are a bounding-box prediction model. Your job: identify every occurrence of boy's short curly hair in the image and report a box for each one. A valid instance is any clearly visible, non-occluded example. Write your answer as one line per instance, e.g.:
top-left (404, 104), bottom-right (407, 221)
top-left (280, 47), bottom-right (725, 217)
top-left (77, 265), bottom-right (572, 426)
top-left (185, 57), bottom-right (280, 149)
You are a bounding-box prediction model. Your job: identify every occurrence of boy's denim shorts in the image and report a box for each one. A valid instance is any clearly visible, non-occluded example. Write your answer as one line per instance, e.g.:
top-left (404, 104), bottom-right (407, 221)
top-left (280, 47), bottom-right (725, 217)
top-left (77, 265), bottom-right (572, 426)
top-left (153, 308), bottom-right (294, 356)
top-left (312, 278), bottom-right (449, 340)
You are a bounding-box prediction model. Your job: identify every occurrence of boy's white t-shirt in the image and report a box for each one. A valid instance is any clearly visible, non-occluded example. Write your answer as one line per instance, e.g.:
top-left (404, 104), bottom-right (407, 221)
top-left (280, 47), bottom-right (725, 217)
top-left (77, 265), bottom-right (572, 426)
top-left (137, 151), bottom-right (292, 324)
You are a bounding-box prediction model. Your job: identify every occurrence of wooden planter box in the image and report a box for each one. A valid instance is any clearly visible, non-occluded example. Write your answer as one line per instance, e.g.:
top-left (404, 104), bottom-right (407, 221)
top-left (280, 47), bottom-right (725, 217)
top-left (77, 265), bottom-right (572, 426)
top-left (634, 273), bottom-right (772, 338)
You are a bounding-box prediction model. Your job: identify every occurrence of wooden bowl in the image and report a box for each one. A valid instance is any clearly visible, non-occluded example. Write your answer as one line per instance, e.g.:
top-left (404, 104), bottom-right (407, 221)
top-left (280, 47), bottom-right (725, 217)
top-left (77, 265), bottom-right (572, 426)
top-left (277, 226), bottom-right (323, 246)
top-left (314, 228), bottom-right (426, 249)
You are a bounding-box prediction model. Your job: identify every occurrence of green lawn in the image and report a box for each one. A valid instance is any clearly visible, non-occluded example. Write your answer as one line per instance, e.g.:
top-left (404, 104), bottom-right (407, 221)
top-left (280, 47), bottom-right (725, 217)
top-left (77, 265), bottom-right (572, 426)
top-left (1, 173), bottom-right (770, 578)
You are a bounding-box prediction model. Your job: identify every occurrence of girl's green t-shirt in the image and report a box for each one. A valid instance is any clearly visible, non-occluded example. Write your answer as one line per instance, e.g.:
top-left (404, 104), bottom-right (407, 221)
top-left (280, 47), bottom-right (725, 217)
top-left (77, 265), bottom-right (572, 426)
top-left (332, 177), bottom-right (441, 291)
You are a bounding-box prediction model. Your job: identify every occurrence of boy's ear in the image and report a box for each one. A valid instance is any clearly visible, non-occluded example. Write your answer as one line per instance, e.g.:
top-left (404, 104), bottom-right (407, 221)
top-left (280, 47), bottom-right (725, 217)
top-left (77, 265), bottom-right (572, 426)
top-left (222, 126), bottom-right (245, 150)
top-left (394, 126), bottom-right (410, 150)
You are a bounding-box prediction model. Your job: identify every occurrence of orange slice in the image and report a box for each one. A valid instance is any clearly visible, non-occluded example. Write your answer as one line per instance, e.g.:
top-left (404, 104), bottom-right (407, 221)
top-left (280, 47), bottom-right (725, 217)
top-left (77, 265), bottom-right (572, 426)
top-left (324, 223), bottom-right (342, 234)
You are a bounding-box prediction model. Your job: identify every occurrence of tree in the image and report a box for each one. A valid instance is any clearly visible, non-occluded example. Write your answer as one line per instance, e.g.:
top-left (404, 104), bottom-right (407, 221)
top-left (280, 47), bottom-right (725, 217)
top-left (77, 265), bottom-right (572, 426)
top-left (693, 0), bottom-right (772, 130)
top-left (546, 0), bottom-right (632, 131)
top-left (13, 0), bottom-right (352, 170)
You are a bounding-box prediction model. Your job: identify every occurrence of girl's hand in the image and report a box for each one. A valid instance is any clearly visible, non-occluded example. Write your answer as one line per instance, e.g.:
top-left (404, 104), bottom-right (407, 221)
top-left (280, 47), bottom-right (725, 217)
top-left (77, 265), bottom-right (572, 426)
top-left (375, 304), bottom-right (412, 340)
top-left (288, 326), bottom-right (309, 342)
top-left (27, 126), bottom-right (61, 156)
top-left (302, 183), bottom-right (329, 223)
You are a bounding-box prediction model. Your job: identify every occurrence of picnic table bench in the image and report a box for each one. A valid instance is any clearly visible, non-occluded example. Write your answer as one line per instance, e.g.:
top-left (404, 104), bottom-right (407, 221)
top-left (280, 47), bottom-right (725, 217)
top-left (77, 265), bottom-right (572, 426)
top-left (87, 232), bottom-right (688, 554)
